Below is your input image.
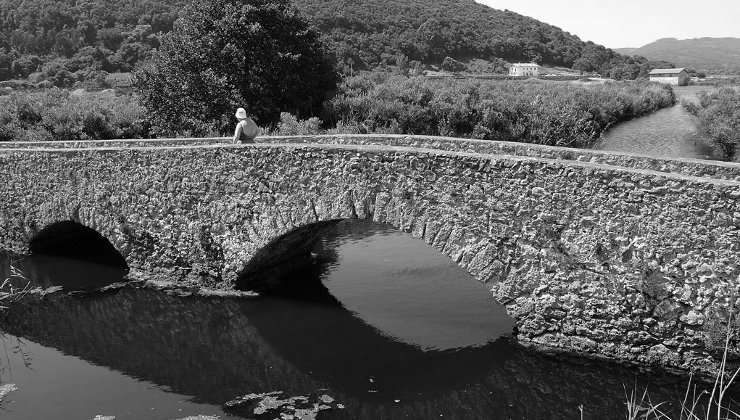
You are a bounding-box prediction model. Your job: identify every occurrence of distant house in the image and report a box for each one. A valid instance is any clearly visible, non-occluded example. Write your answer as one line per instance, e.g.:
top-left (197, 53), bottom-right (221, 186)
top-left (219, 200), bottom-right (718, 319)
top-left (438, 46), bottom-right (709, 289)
top-left (509, 63), bottom-right (540, 77)
top-left (649, 68), bottom-right (690, 86)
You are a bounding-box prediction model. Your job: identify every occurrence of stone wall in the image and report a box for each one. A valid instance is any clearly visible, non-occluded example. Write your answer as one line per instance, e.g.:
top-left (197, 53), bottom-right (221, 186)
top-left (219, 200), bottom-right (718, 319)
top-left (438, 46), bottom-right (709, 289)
top-left (4, 134), bottom-right (739, 181)
top-left (1, 140), bottom-right (740, 373)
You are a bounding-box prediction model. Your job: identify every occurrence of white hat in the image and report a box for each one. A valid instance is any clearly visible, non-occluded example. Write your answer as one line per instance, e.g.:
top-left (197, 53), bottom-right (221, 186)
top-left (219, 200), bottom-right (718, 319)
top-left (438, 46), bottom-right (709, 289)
top-left (235, 108), bottom-right (247, 119)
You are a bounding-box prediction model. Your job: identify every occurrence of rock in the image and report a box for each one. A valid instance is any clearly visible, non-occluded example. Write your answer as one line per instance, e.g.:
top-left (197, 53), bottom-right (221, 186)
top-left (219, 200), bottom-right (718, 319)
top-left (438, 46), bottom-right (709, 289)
top-left (0, 384), bottom-right (17, 402)
top-left (680, 310), bottom-right (706, 326)
top-left (224, 390), bottom-right (344, 419)
top-left (531, 186), bottom-right (546, 196)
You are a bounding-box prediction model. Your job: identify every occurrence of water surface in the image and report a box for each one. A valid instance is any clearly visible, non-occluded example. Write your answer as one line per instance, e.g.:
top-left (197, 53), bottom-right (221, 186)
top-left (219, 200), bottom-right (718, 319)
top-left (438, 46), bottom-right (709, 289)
top-left (595, 85), bottom-right (715, 159)
top-left (1, 220), bottom-right (738, 419)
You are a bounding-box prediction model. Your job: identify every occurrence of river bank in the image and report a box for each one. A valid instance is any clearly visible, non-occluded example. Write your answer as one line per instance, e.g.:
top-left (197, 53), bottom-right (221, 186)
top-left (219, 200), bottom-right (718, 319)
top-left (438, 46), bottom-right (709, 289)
top-left (593, 85), bottom-right (716, 159)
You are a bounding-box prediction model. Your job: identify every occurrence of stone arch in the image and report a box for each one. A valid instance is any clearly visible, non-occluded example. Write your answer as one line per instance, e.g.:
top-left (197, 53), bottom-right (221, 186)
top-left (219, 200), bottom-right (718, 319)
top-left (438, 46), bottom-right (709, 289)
top-left (235, 220), bottom-right (342, 303)
top-left (231, 184), bottom-right (507, 300)
top-left (29, 220), bottom-right (129, 270)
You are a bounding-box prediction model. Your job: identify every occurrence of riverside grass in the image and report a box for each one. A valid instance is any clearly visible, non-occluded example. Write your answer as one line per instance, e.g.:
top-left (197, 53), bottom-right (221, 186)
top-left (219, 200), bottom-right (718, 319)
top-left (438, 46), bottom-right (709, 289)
top-left (0, 262), bottom-right (33, 310)
top-left (624, 306), bottom-right (740, 420)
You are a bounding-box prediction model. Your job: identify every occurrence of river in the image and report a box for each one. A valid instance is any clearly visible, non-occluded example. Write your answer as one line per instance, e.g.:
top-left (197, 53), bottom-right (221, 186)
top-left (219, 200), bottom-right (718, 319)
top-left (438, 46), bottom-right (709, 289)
top-left (594, 85), bottom-right (715, 159)
top-left (1, 220), bottom-right (739, 419)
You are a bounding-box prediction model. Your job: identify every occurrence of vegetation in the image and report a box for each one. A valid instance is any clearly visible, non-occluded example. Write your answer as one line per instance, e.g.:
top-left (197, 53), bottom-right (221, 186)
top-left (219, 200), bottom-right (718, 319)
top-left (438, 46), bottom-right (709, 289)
top-left (133, 0), bottom-right (338, 135)
top-left (315, 74), bottom-right (674, 148)
top-left (624, 304), bottom-right (740, 420)
top-left (0, 88), bottom-right (148, 141)
top-left (0, 0), bottom-right (185, 85)
top-left (0, 0), bottom-right (685, 142)
top-left (683, 88), bottom-right (740, 162)
top-left (0, 0), bottom-right (675, 85)
top-left (1, 75), bottom-right (676, 144)
top-left (1, 261), bottom-right (32, 310)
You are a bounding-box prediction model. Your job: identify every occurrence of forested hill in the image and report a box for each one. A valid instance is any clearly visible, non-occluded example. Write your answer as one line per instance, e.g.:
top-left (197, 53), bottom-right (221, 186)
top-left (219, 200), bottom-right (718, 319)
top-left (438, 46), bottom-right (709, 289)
top-left (615, 38), bottom-right (740, 74)
top-left (0, 0), bottom-right (185, 80)
top-left (0, 0), bottom-right (654, 83)
top-left (291, 0), bottom-right (591, 70)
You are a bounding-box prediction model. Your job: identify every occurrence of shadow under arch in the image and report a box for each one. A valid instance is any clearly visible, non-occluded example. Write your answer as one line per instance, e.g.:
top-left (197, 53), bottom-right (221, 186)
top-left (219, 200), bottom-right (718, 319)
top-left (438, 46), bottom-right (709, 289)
top-left (29, 220), bottom-right (128, 270)
top-left (235, 219), bottom-right (342, 303)
top-left (22, 220), bottom-right (129, 291)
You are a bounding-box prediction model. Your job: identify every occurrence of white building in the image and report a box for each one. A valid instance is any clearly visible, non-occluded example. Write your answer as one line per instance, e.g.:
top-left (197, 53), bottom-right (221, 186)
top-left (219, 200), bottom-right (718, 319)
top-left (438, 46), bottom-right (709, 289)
top-left (509, 63), bottom-right (540, 77)
top-left (649, 68), bottom-right (690, 86)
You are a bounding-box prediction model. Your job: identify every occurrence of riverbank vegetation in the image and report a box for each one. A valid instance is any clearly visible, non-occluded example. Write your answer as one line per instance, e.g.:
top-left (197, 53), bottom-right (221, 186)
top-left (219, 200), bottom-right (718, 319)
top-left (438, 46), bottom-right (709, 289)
top-left (0, 77), bottom-right (676, 148)
top-left (624, 313), bottom-right (740, 420)
top-left (0, 0), bottom-right (680, 145)
top-left (0, 89), bottom-right (148, 142)
top-left (319, 75), bottom-right (674, 147)
top-left (683, 87), bottom-right (740, 162)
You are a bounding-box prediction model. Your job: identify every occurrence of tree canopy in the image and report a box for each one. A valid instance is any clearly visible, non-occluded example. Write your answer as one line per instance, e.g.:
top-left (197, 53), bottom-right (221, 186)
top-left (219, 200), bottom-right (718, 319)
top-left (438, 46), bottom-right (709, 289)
top-left (133, 0), bottom-right (338, 135)
top-left (0, 0), bottom-right (185, 83)
top-left (0, 0), bottom-right (675, 85)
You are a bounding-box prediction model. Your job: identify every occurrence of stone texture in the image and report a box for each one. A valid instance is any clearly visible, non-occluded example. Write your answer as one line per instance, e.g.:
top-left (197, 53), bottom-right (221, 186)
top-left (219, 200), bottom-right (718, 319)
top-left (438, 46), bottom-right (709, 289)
top-left (1, 138), bottom-right (740, 374)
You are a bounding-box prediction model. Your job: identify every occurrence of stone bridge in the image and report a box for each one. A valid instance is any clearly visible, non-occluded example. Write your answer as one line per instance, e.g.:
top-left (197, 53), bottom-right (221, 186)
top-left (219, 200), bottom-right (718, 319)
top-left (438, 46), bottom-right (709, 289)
top-left (1, 134), bottom-right (740, 373)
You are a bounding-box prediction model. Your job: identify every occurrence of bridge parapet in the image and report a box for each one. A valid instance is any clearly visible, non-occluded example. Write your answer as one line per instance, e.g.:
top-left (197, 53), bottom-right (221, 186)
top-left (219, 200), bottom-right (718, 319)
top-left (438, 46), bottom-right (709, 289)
top-left (2, 134), bottom-right (740, 181)
top-left (1, 140), bottom-right (739, 374)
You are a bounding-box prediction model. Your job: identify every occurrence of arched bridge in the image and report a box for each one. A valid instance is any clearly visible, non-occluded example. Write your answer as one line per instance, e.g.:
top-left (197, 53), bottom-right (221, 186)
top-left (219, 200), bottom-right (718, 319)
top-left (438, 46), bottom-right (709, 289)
top-left (1, 135), bottom-right (739, 373)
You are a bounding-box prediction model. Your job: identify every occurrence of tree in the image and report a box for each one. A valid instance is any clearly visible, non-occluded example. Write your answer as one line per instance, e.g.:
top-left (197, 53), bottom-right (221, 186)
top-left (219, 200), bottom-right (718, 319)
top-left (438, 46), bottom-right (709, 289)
top-left (133, 0), bottom-right (339, 135)
top-left (0, 48), bottom-right (14, 81)
top-left (441, 56), bottom-right (465, 73)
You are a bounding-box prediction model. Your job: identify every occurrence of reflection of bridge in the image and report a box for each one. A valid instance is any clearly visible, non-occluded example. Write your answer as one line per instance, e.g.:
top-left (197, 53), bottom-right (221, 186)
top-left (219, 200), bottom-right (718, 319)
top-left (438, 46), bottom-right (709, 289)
top-left (1, 135), bottom-right (739, 372)
top-left (0, 279), bottom-right (698, 420)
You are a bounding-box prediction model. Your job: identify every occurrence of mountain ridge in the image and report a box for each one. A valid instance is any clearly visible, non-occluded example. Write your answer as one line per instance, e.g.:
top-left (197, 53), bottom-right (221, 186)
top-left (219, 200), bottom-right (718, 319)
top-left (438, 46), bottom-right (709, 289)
top-left (614, 37), bottom-right (740, 73)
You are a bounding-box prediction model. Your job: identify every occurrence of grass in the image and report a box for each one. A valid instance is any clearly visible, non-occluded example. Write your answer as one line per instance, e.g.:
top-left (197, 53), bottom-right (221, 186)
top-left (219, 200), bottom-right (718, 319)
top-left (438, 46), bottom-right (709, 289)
top-left (0, 261), bottom-right (33, 310)
top-left (625, 308), bottom-right (740, 420)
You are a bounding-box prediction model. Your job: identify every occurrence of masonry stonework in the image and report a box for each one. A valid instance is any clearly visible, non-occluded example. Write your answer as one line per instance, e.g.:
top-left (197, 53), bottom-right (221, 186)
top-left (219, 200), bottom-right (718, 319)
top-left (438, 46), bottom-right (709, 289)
top-left (1, 138), bottom-right (739, 374)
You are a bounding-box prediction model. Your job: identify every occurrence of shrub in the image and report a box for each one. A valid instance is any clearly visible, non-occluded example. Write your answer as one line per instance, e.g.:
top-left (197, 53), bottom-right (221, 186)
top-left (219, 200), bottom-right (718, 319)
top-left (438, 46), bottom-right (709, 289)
top-left (683, 87), bottom-right (740, 162)
top-left (0, 88), bottom-right (149, 141)
top-left (276, 112), bottom-right (323, 135)
top-left (326, 74), bottom-right (675, 148)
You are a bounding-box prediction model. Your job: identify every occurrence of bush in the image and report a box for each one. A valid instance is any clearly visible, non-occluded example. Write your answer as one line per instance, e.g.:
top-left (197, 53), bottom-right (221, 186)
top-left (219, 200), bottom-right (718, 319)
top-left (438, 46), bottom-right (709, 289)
top-left (326, 74), bottom-right (675, 148)
top-left (276, 112), bottom-right (323, 135)
top-left (683, 87), bottom-right (740, 161)
top-left (0, 88), bottom-right (149, 141)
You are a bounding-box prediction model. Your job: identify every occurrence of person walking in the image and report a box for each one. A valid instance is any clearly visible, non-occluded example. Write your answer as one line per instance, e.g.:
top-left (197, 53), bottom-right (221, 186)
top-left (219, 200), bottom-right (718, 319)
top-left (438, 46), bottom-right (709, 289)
top-left (233, 107), bottom-right (259, 144)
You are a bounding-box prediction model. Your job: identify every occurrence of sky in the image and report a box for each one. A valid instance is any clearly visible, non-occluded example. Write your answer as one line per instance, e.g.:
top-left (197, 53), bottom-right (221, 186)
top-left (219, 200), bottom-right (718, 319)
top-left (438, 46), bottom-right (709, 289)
top-left (476, 0), bottom-right (740, 48)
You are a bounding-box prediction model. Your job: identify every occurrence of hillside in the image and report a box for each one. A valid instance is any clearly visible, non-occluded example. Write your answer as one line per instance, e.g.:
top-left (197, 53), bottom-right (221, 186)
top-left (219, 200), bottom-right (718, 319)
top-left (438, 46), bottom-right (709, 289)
top-left (616, 38), bottom-right (740, 73)
top-left (290, 0), bottom-right (590, 70)
top-left (0, 0), bottom-right (656, 83)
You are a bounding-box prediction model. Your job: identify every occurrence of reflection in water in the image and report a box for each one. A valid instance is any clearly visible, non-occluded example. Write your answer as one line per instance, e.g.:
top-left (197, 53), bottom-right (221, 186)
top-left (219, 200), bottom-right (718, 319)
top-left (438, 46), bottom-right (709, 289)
top-left (2, 221), bottom-right (740, 419)
top-left (595, 86), bottom-right (715, 159)
top-left (2, 253), bottom-right (127, 292)
top-left (318, 220), bottom-right (514, 351)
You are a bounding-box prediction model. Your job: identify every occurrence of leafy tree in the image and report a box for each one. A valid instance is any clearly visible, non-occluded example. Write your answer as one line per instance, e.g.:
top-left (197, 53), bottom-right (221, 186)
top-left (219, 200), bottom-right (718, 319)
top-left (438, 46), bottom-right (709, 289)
top-left (0, 48), bottom-right (15, 81)
top-left (133, 0), bottom-right (338, 135)
top-left (441, 56), bottom-right (465, 73)
top-left (11, 55), bottom-right (42, 78)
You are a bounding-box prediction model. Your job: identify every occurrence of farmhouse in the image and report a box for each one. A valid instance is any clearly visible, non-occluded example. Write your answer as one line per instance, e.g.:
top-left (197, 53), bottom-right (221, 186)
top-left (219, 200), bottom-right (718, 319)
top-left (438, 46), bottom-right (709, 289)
top-left (649, 68), bottom-right (689, 86)
top-left (509, 63), bottom-right (540, 77)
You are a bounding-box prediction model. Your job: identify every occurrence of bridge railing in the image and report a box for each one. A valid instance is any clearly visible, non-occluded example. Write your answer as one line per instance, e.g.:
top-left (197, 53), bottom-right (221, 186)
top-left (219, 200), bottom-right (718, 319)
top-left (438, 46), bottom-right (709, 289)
top-left (2, 134), bottom-right (740, 181)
